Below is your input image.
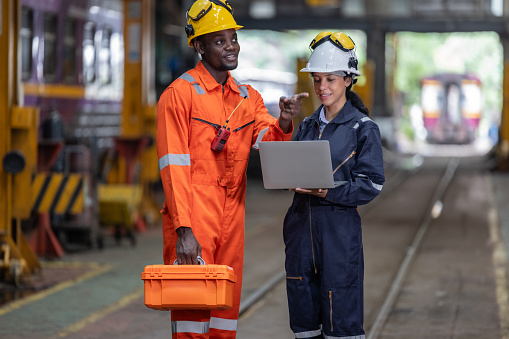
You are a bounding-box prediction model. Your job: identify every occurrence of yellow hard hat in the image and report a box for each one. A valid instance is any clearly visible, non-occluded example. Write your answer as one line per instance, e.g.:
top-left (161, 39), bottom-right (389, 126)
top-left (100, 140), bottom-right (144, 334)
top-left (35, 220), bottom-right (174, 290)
top-left (185, 0), bottom-right (243, 47)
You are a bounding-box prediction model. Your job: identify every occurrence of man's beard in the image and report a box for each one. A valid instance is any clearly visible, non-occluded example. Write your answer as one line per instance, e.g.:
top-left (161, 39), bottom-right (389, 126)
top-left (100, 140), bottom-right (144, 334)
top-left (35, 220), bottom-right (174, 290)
top-left (221, 61), bottom-right (238, 71)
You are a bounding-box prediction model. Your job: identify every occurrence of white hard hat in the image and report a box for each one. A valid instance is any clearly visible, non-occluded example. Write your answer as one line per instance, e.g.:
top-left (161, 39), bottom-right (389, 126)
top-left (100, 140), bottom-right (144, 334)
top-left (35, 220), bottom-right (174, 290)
top-left (300, 33), bottom-right (361, 76)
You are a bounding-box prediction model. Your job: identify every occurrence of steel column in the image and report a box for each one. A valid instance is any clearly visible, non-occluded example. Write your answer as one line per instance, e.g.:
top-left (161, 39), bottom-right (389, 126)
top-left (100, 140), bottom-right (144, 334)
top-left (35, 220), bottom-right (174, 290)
top-left (112, 0), bottom-right (159, 229)
top-left (498, 33), bottom-right (509, 170)
top-left (0, 0), bottom-right (15, 241)
top-left (0, 0), bottom-right (41, 283)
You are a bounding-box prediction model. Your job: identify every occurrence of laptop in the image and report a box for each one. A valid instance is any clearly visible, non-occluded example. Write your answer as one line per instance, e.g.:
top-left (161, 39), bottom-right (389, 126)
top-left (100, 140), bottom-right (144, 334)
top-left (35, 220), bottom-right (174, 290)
top-left (258, 140), bottom-right (335, 189)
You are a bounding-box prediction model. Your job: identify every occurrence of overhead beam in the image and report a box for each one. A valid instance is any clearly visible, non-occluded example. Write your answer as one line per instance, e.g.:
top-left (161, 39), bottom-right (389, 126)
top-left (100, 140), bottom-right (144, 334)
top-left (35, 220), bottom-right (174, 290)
top-left (235, 15), bottom-right (509, 34)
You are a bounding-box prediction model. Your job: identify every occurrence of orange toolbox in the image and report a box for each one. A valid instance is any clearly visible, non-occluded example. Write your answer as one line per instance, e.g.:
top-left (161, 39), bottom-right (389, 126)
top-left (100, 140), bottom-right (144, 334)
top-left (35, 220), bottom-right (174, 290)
top-left (141, 264), bottom-right (237, 311)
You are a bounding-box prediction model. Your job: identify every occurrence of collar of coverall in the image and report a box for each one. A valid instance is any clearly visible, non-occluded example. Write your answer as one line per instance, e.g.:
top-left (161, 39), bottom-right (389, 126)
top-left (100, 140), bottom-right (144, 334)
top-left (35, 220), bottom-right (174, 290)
top-left (310, 100), bottom-right (358, 125)
top-left (195, 61), bottom-right (243, 95)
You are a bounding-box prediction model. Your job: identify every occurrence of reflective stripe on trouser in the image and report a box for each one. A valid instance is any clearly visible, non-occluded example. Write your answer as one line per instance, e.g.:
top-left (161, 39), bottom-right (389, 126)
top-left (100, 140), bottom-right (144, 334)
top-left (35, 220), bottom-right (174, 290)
top-left (166, 184), bottom-right (246, 338)
top-left (294, 329), bottom-right (322, 338)
top-left (171, 316), bottom-right (238, 336)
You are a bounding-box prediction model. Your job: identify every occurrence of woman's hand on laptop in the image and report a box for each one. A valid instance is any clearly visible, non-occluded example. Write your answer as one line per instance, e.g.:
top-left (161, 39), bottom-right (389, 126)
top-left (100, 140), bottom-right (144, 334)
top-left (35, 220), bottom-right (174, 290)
top-left (291, 188), bottom-right (328, 198)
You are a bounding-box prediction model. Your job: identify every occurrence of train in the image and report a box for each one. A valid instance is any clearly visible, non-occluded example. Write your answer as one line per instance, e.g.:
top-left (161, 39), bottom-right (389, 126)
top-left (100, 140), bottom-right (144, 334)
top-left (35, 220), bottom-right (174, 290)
top-left (21, 0), bottom-right (123, 150)
top-left (20, 0), bottom-right (125, 249)
top-left (421, 73), bottom-right (482, 144)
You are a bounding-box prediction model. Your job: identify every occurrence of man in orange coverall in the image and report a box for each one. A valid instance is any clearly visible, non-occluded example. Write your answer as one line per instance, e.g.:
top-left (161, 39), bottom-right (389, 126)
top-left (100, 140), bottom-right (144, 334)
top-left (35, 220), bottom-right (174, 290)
top-left (156, 0), bottom-right (308, 338)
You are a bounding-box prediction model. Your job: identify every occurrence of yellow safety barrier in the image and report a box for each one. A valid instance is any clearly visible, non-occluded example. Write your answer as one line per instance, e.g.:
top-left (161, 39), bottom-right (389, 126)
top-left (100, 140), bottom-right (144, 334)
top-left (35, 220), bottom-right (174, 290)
top-left (31, 173), bottom-right (85, 215)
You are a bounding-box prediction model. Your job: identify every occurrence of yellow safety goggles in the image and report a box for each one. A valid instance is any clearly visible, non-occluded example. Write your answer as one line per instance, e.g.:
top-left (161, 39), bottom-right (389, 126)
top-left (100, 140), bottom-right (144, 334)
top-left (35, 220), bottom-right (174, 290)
top-left (187, 0), bottom-right (233, 22)
top-left (309, 31), bottom-right (355, 52)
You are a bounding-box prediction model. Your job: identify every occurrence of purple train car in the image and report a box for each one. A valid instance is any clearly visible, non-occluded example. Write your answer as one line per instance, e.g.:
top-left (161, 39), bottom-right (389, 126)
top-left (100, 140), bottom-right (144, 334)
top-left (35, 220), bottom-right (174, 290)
top-left (21, 0), bottom-right (124, 151)
top-left (20, 0), bottom-right (124, 248)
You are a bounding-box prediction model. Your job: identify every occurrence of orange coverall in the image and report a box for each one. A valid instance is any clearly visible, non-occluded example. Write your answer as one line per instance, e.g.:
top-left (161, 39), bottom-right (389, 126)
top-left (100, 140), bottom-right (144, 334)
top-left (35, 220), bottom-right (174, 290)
top-left (156, 61), bottom-right (292, 338)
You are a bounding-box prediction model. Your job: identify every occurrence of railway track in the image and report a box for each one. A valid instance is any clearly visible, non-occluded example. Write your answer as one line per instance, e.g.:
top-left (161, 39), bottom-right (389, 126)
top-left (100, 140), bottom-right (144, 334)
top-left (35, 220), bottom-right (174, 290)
top-left (367, 157), bottom-right (459, 339)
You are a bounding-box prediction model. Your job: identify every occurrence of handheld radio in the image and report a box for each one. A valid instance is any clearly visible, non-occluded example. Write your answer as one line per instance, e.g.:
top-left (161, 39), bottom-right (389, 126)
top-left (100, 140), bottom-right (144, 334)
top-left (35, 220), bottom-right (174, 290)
top-left (211, 96), bottom-right (247, 152)
top-left (211, 127), bottom-right (231, 152)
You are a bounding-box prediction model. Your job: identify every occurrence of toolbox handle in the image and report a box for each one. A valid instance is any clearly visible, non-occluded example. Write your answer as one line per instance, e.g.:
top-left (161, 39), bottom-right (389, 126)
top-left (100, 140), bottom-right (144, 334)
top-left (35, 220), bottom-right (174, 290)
top-left (173, 256), bottom-right (206, 265)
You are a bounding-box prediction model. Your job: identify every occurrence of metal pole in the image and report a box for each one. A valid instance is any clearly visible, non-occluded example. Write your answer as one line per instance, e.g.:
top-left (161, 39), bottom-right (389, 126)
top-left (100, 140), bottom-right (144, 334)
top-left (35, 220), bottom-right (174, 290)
top-left (0, 0), bottom-right (14, 239)
top-left (497, 33), bottom-right (509, 170)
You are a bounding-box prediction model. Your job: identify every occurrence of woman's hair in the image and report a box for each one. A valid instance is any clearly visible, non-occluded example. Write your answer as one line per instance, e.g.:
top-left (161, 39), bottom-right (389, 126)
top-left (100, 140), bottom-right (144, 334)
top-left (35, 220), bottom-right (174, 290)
top-left (346, 77), bottom-right (369, 116)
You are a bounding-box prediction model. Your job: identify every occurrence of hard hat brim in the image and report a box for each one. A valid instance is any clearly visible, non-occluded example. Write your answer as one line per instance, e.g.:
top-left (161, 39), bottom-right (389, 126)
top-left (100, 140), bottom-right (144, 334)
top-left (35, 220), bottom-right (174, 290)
top-left (300, 67), bottom-right (361, 76)
top-left (188, 25), bottom-right (243, 47)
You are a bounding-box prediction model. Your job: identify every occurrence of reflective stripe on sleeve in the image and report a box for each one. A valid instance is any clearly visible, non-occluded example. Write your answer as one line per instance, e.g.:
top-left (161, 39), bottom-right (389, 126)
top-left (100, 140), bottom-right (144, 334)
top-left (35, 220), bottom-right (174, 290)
top-left (356, 174), bottom-right (383, 192)
top-left (324, 335), bottom-right (365, 339)
top-left (171, 320), bottom-right (209, 334)
top-left (210, 317), bottom-right (237, 331)
top-left (252, 128), bottom-right (269, 150)
top-left (158, 153), bottom-right (191, 171)
top-left (295, 329), bottom-right (322, 338)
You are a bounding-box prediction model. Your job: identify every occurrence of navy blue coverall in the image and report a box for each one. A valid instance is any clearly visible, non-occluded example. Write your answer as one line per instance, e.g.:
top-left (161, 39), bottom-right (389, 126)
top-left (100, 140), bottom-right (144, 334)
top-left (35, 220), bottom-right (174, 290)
top-left (284, 101), bottom-right (385, 339)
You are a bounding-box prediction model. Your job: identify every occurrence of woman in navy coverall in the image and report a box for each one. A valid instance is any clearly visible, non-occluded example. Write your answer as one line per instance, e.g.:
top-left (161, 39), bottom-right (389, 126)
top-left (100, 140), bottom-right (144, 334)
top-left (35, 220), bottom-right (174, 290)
top-left (283, 32), bottom-right (385, 339)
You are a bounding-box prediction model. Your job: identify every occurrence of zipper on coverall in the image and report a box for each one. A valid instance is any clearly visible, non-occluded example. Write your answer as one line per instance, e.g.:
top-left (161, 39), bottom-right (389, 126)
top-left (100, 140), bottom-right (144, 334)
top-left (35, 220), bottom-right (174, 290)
top-left (329, 290), bottom-right (333, 332)
top-left (308, 196), bottom-right (317, 275)
top-left (307, 119), bottom-right (322, 276)
top-left (315, 119), bottom-right (353, 334)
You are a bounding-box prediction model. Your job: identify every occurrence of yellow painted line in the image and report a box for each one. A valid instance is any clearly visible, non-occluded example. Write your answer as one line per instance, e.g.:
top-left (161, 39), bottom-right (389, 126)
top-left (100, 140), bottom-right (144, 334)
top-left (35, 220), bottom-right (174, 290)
top-left (486, 175), bottom-right (509, 339)
top-left (0, 263), bottom-right (111, 316)
top-left (53, 287), bottom-right (145, 338)
top-left (41, 261), bottom-right (103, 269)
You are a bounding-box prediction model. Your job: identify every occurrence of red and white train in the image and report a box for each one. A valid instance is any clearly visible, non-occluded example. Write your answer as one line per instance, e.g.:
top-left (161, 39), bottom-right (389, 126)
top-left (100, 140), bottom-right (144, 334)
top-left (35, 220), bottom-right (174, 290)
top-left (421, 73), bottom-right (482, 144)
